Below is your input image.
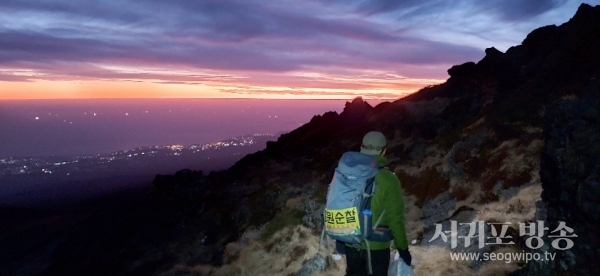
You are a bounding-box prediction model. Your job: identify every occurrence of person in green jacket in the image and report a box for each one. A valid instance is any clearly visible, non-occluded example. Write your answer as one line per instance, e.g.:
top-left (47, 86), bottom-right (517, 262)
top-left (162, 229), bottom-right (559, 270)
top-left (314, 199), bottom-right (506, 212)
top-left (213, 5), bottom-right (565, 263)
top-left (343, 131), bottom-right (411, 276)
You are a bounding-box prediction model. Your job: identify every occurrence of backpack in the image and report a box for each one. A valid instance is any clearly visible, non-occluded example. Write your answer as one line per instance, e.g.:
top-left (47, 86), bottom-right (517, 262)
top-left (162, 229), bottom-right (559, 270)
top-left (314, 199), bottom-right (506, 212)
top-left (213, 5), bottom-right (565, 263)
top-left (323, 151), bottom-right (393, 244)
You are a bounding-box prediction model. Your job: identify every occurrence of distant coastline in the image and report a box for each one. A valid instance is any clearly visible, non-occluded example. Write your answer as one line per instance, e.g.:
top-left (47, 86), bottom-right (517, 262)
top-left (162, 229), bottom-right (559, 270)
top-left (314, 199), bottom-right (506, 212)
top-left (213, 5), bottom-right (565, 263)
top-left (0, 98), bottom-right (390, 208)
top-left (0, 98), bottom-right (388, 158)
top-left (0, 133), bottom-right (276, 208)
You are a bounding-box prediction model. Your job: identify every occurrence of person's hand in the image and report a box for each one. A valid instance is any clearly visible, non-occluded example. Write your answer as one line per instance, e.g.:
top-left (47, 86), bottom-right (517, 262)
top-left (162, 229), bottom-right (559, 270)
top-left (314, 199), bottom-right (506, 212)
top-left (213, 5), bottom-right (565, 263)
top-left (398, 249), bottom-right (412, 266)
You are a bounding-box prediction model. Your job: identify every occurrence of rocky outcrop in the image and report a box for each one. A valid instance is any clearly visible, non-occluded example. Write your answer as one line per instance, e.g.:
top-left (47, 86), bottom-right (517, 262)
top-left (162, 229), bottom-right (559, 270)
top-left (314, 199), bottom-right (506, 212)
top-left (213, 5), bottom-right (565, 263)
top-left (531, 79), bottom-right (600, 275)
top-left (294, 254), bottom-right (327, 276)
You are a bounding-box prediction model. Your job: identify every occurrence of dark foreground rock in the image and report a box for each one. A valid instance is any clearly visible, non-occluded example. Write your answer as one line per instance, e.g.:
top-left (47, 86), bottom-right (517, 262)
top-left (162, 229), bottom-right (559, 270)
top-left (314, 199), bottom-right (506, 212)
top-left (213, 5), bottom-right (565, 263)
top-left (531, 79), bottom-right (600, 275)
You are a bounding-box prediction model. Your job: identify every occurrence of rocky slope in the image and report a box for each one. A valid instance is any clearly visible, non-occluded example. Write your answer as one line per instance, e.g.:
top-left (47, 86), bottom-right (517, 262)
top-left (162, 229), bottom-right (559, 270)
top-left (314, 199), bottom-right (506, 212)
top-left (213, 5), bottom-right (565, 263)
top-left (531, 78), bottom-right (600, 275)
top-left (185, 4), bottom-right (600, 275)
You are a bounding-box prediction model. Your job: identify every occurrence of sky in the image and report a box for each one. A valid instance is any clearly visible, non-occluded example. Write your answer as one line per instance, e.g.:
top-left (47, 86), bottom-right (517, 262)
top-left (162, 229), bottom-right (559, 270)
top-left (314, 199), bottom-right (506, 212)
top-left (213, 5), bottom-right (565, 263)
top-left (1, 0), bottom-right (598, 100)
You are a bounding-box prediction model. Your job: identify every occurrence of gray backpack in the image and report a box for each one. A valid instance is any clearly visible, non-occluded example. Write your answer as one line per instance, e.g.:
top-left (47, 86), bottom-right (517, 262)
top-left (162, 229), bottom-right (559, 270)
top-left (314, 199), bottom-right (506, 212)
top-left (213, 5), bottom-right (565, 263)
top-left (323, 151), bottom-right (392, 244)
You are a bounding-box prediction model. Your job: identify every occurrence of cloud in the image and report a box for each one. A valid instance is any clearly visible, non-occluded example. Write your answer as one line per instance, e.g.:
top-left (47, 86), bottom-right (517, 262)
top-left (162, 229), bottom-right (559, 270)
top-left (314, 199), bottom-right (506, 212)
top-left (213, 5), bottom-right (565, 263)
top-left (219, 87), bottom-right (405, 100)
top-left (472, 0), bottom-right (567, 21)
top-left (0, 30), bottom-right (137, 63)
top-left (0, 0), bottom-right (595, 98)
top-left (350, 0), bottom-right (567, 20)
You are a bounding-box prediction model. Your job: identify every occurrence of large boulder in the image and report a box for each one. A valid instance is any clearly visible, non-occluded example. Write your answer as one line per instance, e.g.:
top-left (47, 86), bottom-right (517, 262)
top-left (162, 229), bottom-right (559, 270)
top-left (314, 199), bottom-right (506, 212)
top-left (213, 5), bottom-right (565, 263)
top-left (531, 78), bottom-right (600, 275)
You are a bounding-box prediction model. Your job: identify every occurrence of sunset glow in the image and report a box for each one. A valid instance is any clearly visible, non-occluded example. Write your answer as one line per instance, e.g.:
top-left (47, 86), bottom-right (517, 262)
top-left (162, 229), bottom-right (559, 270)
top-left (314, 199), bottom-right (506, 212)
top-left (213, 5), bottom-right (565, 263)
top-left (0, 0), bottom-right (595, 100)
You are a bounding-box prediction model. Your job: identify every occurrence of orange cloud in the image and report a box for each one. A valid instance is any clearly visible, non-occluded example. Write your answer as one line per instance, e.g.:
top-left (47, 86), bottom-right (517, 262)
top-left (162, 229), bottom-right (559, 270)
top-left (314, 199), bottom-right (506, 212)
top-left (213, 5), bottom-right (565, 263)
top-left (1, 67), bottom-right (444, 100)
top-left (0, 80), bottom-right (229, 100)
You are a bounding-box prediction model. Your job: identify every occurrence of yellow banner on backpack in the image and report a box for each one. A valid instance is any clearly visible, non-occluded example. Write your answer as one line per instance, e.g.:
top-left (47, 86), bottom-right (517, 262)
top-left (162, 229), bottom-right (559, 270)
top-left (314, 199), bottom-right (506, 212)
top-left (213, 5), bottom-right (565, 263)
top-left (324, 207), bottom-right (360, 235)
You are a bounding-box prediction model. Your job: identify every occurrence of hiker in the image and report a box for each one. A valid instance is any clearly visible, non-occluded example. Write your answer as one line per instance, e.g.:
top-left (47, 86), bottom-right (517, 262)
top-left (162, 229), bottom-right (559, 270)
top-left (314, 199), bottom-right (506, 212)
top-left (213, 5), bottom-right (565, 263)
top-left (341, 131), bottom-right (411, 276)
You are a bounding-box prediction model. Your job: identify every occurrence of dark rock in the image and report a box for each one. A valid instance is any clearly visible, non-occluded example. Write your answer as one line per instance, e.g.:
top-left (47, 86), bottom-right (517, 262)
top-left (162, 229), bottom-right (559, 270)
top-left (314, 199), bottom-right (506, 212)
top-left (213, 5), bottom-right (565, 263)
top-left (340, 97), bottom-right (373, 121)
top-left (421, 191), bottom-right (456, 227)
top-left (301, 200), bottom-right (324, 229)
top-left (447, 62), bottom-right (477, 79)
top-left (294, 254), bottom-right (326, 276)
top-left (421, 206), bottom-right (497, 269)
top-left (531, 79), bottom-right (600, 275)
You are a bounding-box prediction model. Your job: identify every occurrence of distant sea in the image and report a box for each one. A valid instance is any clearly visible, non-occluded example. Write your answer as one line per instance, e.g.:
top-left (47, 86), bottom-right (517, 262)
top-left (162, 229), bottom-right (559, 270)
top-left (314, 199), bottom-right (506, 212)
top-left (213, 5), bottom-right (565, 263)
top-left (0, 98), bottom-right (387, 158)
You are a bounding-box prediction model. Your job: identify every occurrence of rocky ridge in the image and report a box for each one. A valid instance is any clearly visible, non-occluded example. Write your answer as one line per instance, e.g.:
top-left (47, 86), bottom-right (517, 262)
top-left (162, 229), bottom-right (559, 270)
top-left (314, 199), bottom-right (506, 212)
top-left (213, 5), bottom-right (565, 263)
top-left (194, 4), bottom-right (600, 275)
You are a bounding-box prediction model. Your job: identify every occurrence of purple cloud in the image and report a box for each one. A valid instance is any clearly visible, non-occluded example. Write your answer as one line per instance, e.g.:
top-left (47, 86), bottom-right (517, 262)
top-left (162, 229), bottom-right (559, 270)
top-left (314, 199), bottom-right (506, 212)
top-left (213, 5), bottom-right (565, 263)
top-left (473, 0), bottom-right (567, 21)
top-left (0, 0), bottom-right (595, 97)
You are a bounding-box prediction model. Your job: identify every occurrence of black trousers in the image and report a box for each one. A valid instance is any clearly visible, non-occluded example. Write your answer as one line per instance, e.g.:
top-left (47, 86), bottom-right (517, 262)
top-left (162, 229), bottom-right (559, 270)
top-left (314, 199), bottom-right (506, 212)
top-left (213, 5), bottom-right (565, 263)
top-left (344, 245), bottom-right (390, 276)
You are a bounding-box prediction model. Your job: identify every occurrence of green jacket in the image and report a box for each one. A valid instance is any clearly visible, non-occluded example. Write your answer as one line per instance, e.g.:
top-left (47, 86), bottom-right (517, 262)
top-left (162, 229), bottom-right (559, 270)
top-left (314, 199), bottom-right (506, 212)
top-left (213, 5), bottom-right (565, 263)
top-left (360, 155), bottom-right (409, 250)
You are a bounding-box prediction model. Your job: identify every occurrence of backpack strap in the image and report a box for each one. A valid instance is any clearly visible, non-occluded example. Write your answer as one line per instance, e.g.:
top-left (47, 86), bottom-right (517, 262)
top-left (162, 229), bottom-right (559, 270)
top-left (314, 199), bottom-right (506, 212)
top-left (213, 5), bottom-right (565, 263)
top-left (372, 209), bottom-right (386, 230)
top-left (366, 239), bottom-right (373, 275)
top-left (358, 177), bottom-right (376, 212)
top-left (364, 174), bottom-right (386, 231)
top-left (364, 174), bottom-right (377, 275)
top-left (371, 176), bottom-right (378, 196)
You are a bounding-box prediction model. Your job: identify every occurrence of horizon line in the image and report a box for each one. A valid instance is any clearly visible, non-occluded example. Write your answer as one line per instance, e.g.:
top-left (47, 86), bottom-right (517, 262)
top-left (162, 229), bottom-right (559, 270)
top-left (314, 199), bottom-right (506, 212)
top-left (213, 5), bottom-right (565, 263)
top-left (0, 97), bottom-right (401, 101)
